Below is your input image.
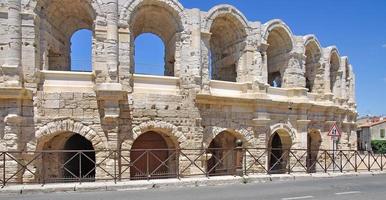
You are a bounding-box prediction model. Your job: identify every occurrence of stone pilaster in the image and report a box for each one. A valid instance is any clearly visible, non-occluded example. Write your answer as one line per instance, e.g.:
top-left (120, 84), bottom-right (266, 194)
top-left (96, 83), bottom-right (127, 150)
top-left (2, 0), bottom-right (22, 87)
top-left (105, 0), bottom-right (119, 83)
top-left (201, 31), bottom-right (211, 94)
top-left (259, 43), bottom-right (269, 85)
top-left (282, 51), bottom-right (306, 88)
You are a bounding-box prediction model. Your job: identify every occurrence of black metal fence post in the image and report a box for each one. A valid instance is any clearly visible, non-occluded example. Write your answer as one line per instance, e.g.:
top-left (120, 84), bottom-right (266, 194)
top-left (114, 150), bottom-right (117, 184)
top-left (2, 153), bottom-right (5, 187)
top-left (146, 150), bottom-right (150, 181)
top-left (354, 151), bottom-right (358, 172)
top-left (324, 150), bottom-right (327, 173)
top-left (79, 151), bottom-right (82, 184)
top-left (42, 152), bottom-right (45, 185)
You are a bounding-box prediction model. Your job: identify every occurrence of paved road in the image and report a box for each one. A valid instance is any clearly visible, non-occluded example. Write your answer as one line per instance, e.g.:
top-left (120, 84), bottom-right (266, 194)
top-left (2, 175), bottom-right (386, 200)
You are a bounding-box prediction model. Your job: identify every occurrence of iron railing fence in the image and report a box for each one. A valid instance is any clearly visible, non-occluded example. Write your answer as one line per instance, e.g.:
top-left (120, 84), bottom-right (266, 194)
top-left (0, 148), bottom-right (384, 186)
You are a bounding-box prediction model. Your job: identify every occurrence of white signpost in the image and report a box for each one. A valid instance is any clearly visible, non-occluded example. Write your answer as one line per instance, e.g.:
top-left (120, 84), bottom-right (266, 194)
top-left (328, 123), bottom-right (342, 171)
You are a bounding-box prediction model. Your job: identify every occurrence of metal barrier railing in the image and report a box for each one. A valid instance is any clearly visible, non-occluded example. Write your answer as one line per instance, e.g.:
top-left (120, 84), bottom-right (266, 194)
top-left (0, 148), bottom-right (384, 186)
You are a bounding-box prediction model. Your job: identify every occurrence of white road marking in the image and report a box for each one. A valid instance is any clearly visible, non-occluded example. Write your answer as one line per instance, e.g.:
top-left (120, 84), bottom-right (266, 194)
top-left (335, 191), bottom-right (361, 195)
top-left (117, 187), bottom-right (149, 191)
top-left (281, 196), bottom-right (314, 200)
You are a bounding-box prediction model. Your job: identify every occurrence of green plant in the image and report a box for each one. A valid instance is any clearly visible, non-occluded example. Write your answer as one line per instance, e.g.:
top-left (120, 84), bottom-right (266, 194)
top-left (371, 140), bottom-right (386, 154)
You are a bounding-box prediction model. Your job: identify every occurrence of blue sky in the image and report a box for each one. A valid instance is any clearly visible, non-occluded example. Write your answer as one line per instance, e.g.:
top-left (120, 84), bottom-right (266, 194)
top-left (70, 0), bottom-right (386, 117)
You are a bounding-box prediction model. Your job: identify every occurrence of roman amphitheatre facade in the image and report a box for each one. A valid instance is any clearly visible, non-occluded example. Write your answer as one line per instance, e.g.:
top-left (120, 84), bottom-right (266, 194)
top-left (0, 0), bottom-right (357, 182)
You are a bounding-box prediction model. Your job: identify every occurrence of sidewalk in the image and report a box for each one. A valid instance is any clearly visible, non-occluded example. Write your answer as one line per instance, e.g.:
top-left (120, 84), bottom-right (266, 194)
top-left (1, 171), bottom-right (385, 195)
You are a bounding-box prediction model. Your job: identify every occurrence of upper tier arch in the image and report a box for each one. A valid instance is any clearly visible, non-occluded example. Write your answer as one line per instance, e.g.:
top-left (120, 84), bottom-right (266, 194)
top-left (120, 0), bottom-right (184, 24)
top-left (303, 34), bottom-right (323, 54)
top-left (262, 19), bottom-right (294, 46)
top-left (204, 4), bottom-right (249, 33)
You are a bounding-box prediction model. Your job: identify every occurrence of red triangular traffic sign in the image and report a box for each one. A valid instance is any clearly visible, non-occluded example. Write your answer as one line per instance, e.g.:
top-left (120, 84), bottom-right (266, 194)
top-left (328, 123), bottom-right (341, 137)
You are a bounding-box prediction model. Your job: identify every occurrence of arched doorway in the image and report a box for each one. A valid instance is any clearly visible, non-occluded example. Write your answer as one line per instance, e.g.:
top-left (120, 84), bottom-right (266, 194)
top-left (268, 130), bottom-right (292, 174)
top-left (42, 133), bottom-right (96, 182)
top-left (207, 131), bottom-right (243, 176)
top-left (307, 130), bottom-right (322, 173)
top-left (130, 131), bottom-right (178, 180)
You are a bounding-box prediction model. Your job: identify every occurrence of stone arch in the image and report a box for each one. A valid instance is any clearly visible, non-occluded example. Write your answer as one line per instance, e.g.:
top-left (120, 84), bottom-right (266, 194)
top-left (268, 123), bottom-right (296, 173)
top-left (131, 121), bottom-right (186, 148)
top-left (26, 0), bottom-right (104, 17)
top-left (303, 35), bottom-right (323, 93)
top-left (29, 119), bottom-right (108, 151)
top-left (32, 0), bottom-right (102, 35)
top-left (120, 0), bottom-right (184, 23)
top-left (206, 5), bottom-right (248, 82)
top-left (325, 46), bottom-right (341, 96)
top-left (31, 0), bottom-right (103, 71)
top-left (269, 122), bottom-right (297, 146)
top-left (203, 127), bottom-right (255, 148)
top-left (263, 19), bottom-right (294, 87)
top-left (123, 0), bottom-right (184, 77)
top-left (303, 35), bottom-right (322, 50)
top-left (262, 19), bottom-right (294, 44)
top-left (204, 4), bottom-right (249, 33)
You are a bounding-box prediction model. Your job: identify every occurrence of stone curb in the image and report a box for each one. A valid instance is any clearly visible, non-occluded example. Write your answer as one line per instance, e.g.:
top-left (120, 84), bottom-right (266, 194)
top-left (1, 171), bottom-right (385, 195)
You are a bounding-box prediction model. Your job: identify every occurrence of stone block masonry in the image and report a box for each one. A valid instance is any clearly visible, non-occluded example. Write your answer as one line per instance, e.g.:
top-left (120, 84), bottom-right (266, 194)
top-left (0, 0), bottom-right (357, 182)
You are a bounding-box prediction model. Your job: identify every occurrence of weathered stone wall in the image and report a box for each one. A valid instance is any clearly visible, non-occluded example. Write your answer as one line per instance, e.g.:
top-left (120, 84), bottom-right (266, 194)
top-left (0, 0), bottom-right (358, 180)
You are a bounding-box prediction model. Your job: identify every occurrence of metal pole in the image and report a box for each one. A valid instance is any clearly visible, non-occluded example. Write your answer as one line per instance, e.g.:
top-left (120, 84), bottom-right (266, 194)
top-left (354, 151), bottom-right (358, 172)
top-left (324, 150), bottom-right (327, 173)
top-left (42, 152), bottom-right (46, 185)
top-left (332, 139), bottom-right (335, 172)
top-left (146, 150), bottom-right (150, 181)
top-left (79, 151), bottom-right (82, 184)
top-left (3, 153), bottom-right (5, 187)
top-left (114, 150), bottom-right (117, 184)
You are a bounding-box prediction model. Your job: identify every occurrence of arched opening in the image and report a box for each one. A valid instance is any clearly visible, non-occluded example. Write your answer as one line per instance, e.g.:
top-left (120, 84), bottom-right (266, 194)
top-left (41, 133), bottom-right (95, 182)
top-left (130, 131), bottom-right (178, 180)
top-left (268, 130), bottom-right (292, 174)
top-left (134, 33), bottom-right (165, 75)
top-left (266, 27), bottom-right (293, 88)
top-left (207, 131), bottom-right (243, 176)
top-left (129, 1), bottom-right (182, 77)
top-left (70, 29), bottom-right (93, 72)
top-left (306, 130), bottom-right (322, 173)
top-left (305, 41), bottom-right (322, 93)
top-left (38, 0), bottom-right (95, 71)
top-left (209, 15), bottom-right (247, 82)
top-left (330, 52), bottom-right (340, 95)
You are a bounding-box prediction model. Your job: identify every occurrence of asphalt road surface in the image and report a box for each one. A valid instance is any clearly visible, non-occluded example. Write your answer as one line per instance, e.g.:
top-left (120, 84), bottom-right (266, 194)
top-left (2, 175), bottom-right (386, 200)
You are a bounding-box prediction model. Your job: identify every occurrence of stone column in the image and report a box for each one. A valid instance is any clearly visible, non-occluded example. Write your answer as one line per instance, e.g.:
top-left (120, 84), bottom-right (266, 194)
top-left (259, 43), bottom-right (269, 85)
top-left (201, 32), bottom-right (211, 94)
top-left (96, 84), bottom-right (127, 178)
top-left (283, 51), bottom-right (306, 88)
top-left (2, 93), bottom-right (25, 181)
top-left (349, 70), bottom-right (356, 107)
top-left (96, 84), bottom-right (126, 150)
top-left (3, 0), bottom-right (22, 87)
top-left (252, 113), bottom-right (271, 173)
top-left (118, 27), bottom-right (132, 92)
top-left (179, 9), bottom-right (201, 87)
top-left (296, 119), bottom-right (311, 172)
top-left (238, 47), bottom-right (255, 83)
top-left (105, 0), bottom-right (119, 82)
